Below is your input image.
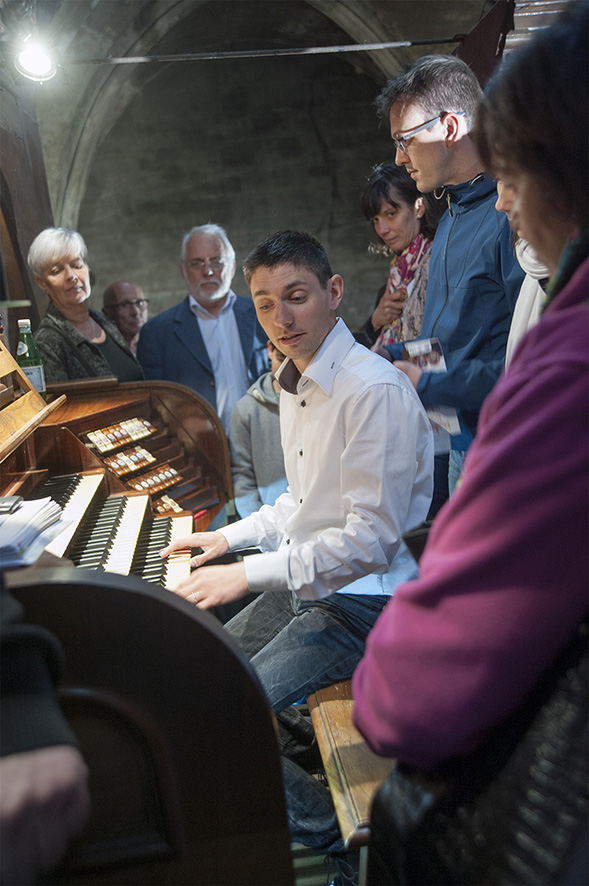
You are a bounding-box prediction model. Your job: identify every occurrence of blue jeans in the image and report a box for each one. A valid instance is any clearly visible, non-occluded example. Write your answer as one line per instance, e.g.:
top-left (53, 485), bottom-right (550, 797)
top-left (225, 590), bottom-right (390, 851)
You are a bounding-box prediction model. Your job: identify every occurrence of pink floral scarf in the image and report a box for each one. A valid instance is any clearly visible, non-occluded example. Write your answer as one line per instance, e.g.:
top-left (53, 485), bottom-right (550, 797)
top-left (374, 234), bottom-right (432, 347)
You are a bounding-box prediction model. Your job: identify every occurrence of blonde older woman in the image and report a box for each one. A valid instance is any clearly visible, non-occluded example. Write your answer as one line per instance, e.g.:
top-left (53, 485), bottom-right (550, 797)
top-left (28, 228), bottom-right (143, 383)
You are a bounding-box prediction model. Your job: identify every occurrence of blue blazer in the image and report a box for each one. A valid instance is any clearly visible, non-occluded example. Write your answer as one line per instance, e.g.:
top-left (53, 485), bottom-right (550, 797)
top-left (137, 294), bottom-right (269, 410)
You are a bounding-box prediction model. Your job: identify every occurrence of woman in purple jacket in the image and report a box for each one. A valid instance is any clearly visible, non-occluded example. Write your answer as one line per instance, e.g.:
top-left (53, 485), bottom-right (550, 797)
top-left (353, 0), bottom-right (588, 770)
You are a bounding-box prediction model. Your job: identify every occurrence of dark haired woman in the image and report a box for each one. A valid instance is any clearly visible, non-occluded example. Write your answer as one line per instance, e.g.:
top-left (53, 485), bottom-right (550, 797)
top-left (357, 163), bottom-right (442, 348)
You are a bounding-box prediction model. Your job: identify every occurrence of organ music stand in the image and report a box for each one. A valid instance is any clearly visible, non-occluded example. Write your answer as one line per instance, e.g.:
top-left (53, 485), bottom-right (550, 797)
top-left (0, 339), bottom-right (65, 460)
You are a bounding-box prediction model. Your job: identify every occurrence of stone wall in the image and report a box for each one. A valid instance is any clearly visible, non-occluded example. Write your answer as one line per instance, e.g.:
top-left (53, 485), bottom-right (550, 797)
top-left (79, 50), bottom-right (394, 332)
top-left (4, 0), bottom-right (485, 334)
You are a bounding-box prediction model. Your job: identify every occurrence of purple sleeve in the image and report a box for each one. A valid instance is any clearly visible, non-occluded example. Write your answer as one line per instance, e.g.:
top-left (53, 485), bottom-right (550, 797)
top-left (352, 317), bottom-right (588, 767)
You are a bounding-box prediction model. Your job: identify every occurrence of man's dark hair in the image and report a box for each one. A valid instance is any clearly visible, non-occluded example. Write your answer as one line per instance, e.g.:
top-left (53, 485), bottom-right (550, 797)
top-left (474, 0), bottom-right (588, 229)
top-left (375, 54), bottom-right (483, 129)
top-left (243, 230), bottom-right (333, 288)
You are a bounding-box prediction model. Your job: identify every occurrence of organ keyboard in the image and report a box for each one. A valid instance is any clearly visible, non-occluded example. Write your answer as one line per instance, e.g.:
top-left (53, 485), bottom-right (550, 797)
top-left (41, 473), bottom-right (105, 557)
top-left (0, 360), bottom-right (229, 591)
top-left (16, 463), bottom-right (193, 590)
top-left (42, 377), bottom-right (234, 521)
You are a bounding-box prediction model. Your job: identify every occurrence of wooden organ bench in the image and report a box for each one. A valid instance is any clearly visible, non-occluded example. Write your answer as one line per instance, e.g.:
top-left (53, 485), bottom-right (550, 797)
top-left (306, 680), bottom-right (396, 884)
top-left (305, 525), bottom-right (431, 884)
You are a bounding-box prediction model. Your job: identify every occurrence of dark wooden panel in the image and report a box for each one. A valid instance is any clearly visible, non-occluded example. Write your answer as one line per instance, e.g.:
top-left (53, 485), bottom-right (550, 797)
top-left (7, 568), bottom-right (294, 885)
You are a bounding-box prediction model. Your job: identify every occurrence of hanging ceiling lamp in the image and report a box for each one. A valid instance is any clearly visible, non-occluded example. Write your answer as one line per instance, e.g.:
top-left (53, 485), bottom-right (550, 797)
top-left (14, 34), bottom-right (57, 82)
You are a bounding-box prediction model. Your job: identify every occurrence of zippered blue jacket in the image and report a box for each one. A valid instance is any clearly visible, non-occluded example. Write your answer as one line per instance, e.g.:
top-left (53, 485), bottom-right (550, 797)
top-left (385, 173), bottom-right (524, 451)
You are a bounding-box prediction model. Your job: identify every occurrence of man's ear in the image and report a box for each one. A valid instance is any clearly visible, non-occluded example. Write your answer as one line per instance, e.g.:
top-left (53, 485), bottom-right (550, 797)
top-left (442, 112), bottom-right (466, 144)
top-left (415, 197), bottom-right (425, 219)
top-left (327, 274), bottom-right (344, 310)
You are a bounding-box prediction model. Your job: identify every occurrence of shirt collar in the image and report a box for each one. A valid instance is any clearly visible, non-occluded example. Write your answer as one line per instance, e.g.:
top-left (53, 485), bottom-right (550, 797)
top-left (447, 172), bottom-right (495, 207)
top-left (276, 318), bottom-right (355, 396)
top-left (189, 288), bottom-right (236, 319)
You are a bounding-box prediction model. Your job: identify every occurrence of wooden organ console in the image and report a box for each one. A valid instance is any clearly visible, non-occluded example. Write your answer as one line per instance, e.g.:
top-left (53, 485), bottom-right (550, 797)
top-left (0, 353), bottom-right (234, 590)
top-left (42, 375), bottom-right (233, 520)
top-left (1, 348), bottom-right (294, 885)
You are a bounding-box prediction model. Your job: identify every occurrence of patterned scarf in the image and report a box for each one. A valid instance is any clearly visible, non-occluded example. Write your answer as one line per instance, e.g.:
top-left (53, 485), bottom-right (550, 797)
top-left (374, 233), bottom-right (432, 347)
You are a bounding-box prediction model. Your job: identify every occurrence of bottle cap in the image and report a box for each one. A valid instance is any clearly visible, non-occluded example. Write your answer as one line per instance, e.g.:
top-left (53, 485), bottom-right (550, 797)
top-left (17, 319), bottom-right (31, 329)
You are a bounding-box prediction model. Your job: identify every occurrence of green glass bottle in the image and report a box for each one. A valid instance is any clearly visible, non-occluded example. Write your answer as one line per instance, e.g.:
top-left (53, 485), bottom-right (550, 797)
top-left (16, 319), bottom-right (46, 398)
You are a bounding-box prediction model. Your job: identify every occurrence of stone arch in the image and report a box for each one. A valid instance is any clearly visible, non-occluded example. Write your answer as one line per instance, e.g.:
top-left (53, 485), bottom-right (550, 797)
top-left (306, 0), bottom-right (410, 78)
top-left (53, 1), bottom-right (206, 227)
top-left (52, 0), bottom-right (409, 229)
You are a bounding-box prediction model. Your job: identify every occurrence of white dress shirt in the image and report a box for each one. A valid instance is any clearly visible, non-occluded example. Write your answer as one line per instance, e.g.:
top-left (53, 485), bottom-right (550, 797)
top-left (221, 319), bottom-right (434, 600)
top-left (189, 289), bottom-right (249, 431)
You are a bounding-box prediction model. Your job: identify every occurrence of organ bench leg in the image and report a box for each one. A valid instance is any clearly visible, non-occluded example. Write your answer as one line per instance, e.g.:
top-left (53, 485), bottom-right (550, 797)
top-left (306, 680), bottom-right (397, 886)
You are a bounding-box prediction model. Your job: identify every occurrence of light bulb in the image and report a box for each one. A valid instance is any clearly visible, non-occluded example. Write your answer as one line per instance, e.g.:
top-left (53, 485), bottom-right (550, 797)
top-left (15, 37), bottom-right (57, 82)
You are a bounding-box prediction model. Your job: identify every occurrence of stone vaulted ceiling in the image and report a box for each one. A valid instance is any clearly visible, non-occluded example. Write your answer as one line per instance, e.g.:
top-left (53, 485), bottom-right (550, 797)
top-left (1, 0), bottom-right (488, 324)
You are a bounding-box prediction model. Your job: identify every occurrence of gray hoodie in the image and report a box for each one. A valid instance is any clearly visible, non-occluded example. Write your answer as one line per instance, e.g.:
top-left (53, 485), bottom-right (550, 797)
top-left (228, 370), bottom-right (288, 519)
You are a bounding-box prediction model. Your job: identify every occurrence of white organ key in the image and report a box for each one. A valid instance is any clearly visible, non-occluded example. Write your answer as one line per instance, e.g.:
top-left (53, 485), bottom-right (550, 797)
top-left (103, 495), bottom-right (150, 575)
top-left (45, 474), bottom-right (105, 558)
top-left (164, 514), bottom-right (194, 590)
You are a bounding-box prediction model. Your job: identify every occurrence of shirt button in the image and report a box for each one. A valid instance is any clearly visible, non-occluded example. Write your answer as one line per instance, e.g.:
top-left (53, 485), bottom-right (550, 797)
top-left (286, 538), bottom-right (290, 545)
top-left (298, 449), bottom-right (303, 456)
top-left (210, 380), bottom-right (215, 387)
top-left (299, 498), bottom-right (303, 504)
top-left (300, 400), bottom-right (306, 407)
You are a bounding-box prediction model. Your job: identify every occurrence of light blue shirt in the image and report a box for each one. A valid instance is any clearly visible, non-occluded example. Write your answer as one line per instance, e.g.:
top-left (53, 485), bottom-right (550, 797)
top-left (189, 289), bottom-right (249, 432)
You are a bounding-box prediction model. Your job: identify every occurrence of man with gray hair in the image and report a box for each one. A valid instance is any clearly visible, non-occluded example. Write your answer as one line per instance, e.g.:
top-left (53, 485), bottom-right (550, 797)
top-left (137, 224), bottom-right (268, 432)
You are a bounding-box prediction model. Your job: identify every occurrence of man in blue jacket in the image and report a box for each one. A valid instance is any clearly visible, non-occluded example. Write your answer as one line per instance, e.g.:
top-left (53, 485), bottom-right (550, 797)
top-left (137, 223), bottom-right (268, 433)
top-left (376, 55), bottom-right (524, 492)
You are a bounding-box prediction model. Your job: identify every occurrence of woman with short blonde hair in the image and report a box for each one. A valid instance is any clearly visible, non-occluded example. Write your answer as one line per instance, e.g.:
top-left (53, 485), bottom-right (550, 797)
top-left (28, 227), bottom-right (143, 383)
